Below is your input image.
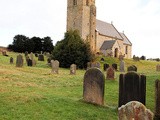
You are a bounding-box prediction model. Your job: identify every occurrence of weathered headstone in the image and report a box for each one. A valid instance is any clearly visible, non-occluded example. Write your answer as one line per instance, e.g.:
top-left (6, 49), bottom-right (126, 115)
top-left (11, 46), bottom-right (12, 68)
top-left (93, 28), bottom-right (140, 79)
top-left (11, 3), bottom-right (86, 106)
top-left (83, 68), bottom-right (105, 105)
top-left (24, 51), bottom-right (28, 57)
top-left (30, 52), bottom-right (36, 66)
top-left (16, 54), bottom-right (23, 67)
top-left (127, 65), bottom-right (137, 72)
top-left (2, 51), bottom-right (7, 56)
top-left (155, 80), bottom-right (160, 119)
top-left (119, 55), bottom-right (124, 61)
top-left (51, 60), bottom-right (59, 74)
top-left (38, 54), bottom-right (44, 61)
top-left (119, 60), bottom-right (125, 72)
top-left (103, 64), bottom-right (109, 71)
top-left (156, 64), bottom-right (160, 71)
top-left (35, 53), bottom-right (38, 57)
top-left (70, 64), bottom-right (76, 75)
top-left (10, 57), bottom-right (13, 64)
top-left (25, 55), bottom-right (30, 64)
top-left (91, 62), bottom-right (100, 69)
top-left (118, 101), bottom-right (153, 120)
top-left (112, 63), bottom-right (118, 71)
top-left (119, 72), bottom-right (146, 107)
top-left (27, 59), bottom-right (32, 66)
top-left (106, 67), bottom-right (115, 80)
top-left (101, 58), bottom-right (104, 62)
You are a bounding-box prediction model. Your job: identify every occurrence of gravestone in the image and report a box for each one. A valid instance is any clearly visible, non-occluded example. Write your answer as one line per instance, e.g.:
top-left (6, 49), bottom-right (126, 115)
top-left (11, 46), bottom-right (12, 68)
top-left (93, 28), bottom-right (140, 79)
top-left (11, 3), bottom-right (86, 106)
top-left (27, 59), bottom-right (32, 66)
top-left (155, 80), bottom-right (160, 119)
top-left (24, 51), bottom-right (28, 57)
top-left (119, 60), bottom-right (125, 72)
top-left (10, 57), bottom-right (13, 64)
top-left (91, 62), bottom-right (100, 69)
top-left (118, 101), bottom-right (153, 120)
top-left (119, 55), bottom-right (124, 61)
top-left (100, 58), bottom-right (104, 62)
top-left (38, 54), bottom-right (44, 61)
top-left (16, 54), bottom-right (23, 67)
top-left (25, 55), bottom-right (30, 64)
top-left (70, 64), bottom-right (76, 75)
top-left (83, 68), bottom-right (105, 105)
top-left (30, 52), bottom-right (36, 66)
top-left (156, 64), bottom-right (160, 71)
top-left (112, 63), bottom-right (118, 71)
top-left (35, 53), bottom-right (38, 57)
top-left (103, 64), bottom-right (109, 71)
top-left (119, 72), bottom-right (146, 107)
top-left (51, 60), bottom-right (59, 74)
top-left (127, 65), bottom-right (137, 72)
top-left (2, 51), bottom-right (7, 56)
top-left (106, 67), bottom-right (115, 80)
top-left (87, 62), bottom-right (92, 70)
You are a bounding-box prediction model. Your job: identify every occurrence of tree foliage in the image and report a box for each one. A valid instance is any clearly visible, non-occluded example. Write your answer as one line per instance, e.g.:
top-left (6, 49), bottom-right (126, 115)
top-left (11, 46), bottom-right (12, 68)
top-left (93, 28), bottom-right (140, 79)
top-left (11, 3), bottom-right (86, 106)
top-left (52, 30), bottom-right (94, 69)
top-left (8, 34), bottom-right (54, 53)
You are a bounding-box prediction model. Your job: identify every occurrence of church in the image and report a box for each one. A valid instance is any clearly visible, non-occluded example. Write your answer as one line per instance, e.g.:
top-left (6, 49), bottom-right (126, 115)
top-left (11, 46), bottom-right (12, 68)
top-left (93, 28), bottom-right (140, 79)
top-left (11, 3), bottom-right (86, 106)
top-left (67, 0), bottom-right (132, 59)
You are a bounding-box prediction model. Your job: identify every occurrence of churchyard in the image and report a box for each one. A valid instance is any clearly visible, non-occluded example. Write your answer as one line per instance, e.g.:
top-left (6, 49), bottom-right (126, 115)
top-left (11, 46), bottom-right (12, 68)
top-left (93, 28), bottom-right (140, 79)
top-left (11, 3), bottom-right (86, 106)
top-left (0, 52), bottom-right (160, 119)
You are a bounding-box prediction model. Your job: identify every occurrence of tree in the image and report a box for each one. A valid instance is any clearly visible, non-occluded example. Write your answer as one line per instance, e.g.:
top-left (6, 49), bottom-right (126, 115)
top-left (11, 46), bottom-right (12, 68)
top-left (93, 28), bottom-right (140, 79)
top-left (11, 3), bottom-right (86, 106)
top-left (31, 37), bottom-right (43, 53)
top-left (52, 30), bottom-right (94, 68)
top-left (12, 35), bottom-right (29, 52)
top-left (43, 36), bottom-right (54, 52)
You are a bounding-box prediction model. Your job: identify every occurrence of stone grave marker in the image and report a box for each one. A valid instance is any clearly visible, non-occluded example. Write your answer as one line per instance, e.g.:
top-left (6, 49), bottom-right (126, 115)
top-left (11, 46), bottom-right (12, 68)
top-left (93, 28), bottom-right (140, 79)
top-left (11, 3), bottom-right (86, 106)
top-left (119, 55), bottom-right (124, 61)
top-left (70, 64), bottom-right (76, 75)
top-left (83, 68), bottom-right (105, 105)
top-left (119, 72), bottom-right (146, 107)
top-left (106, 67), bottom-right (115, 80)
top-left (112, 63), bottom-right (118, 71)
top-left (119, 60), bottom-right (125, 72)
top-left (27, 59), bottom-right (32, 66)
top-left (118, 101), bottom-right (153, 120)
top-left (16, 54), bottom-right (23, 67)
top-left (103, 64), bottom-right (109, 71)
top-left (10, 57), bottom-right (13, 64)
top-left (156, 64), bottom-right (160, 71)
top-left (35, 53), bottom-right (38, 57)
top-left (127, 65), bottom-right (137, 72)
top-left (24, 51), bottom-right (28, 57)
top-left (38, 54), bottom-right (44, 61)
top-left (51, 60), bottom-right (59, 74)
top-left (2, 51), bottom-right (7, 56)
top-left (30, 52), bottom-right (36, 66)
top-left (155, 80), bottom-right (160, 119)
top-left (100, 58), bottom-right (104, 62)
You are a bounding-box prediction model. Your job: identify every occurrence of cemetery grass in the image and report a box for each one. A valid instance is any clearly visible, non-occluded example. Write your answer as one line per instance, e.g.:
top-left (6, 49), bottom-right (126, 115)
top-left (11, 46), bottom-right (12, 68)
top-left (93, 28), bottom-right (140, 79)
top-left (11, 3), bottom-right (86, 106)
top-left (0, 53), bottom-right (160, 120)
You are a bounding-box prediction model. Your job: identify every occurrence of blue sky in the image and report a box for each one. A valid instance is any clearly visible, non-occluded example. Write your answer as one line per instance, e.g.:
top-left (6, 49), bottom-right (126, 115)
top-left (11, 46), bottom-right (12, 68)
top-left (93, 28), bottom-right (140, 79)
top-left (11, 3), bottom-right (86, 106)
top-left (0, 0), bottom-right (160, 58)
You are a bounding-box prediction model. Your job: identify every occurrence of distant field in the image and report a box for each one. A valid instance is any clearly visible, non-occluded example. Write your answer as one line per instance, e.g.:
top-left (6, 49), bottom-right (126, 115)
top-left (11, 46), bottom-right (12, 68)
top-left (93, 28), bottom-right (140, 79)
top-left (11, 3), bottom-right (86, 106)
top-left (0, 52), bottom-right (160, 120)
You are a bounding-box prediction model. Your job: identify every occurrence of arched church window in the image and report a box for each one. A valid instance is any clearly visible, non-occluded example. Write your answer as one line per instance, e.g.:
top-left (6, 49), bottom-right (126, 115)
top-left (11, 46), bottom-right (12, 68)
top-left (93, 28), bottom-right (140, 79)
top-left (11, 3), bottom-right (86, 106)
top-left (125, 46), bottom-right (128, 54)
top-left (73, 0), bottom-right (77, 5)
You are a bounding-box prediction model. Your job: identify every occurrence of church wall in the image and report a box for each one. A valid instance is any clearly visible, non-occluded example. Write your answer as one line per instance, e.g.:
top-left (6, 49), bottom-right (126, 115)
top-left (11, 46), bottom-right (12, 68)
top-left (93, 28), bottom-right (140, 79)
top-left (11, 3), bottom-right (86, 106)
top-left (123, 45), bottom-right (132, 59)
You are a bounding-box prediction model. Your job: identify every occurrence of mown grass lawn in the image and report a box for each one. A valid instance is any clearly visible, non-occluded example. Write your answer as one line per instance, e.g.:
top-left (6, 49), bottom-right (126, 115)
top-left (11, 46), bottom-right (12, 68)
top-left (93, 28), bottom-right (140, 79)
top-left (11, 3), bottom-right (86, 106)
top-left (0, 52), bottom-right (160, 120)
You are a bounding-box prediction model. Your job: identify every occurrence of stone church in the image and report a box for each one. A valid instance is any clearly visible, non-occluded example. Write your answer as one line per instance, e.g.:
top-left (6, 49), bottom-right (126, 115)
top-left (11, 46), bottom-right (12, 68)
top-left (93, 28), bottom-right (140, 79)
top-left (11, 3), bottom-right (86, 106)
top-left (67, 0), bottom-right (132, 59)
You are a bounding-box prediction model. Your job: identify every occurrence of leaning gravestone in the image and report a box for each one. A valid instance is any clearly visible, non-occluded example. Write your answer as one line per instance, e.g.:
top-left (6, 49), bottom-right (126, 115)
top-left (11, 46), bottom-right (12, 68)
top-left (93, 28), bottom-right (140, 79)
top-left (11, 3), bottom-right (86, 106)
top-left (38, 54), bottom-right (44, 61)
top-left (51, 60), bottom-right (59, 74)
top-left (119, 72), bottom-right (146, 107)
top-left (156, 64), bottom-right (160, 71)
top-left (10, 57), bottom-right (13, 64)
top-left (155, 80), bottom-right (160, 119)
top-left (118, 101), bottom-right (153, 120)
top-left (70, 64), bottom-right (76, 75)
top-left (16, 54), bottom-right (23, 67)
top-left (83, 68), bottom-right (105, 105)
top-left (103, 64), bottom-right (109, 71)
top-left (127, 65), bottom-right (137, 72)
top-left (119, 60), bottom-right (125, 72)
top-left (2, 51), bottom-right (7, 56)
top-left (106, 67), bottom-right (115, 80)
top-left (112, 63), bottom-right (118, 71)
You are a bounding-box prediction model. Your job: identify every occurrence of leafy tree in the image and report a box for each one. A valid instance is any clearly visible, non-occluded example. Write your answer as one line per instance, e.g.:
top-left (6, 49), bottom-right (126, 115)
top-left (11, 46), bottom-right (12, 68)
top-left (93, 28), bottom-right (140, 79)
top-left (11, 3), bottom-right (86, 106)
top-left (43, 36), bottom-right (54, 52)
top-left (31, 37), bottom-right (43, 53)
top-left (52, 30), bottom-right (93, 69)
top-left (12, 35), bottom-right (29, 52)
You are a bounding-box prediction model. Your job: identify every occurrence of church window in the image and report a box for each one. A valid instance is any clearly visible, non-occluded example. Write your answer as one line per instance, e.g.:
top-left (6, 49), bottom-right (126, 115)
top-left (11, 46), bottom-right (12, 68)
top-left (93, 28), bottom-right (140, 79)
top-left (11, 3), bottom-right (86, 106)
top-left (73, 0), bottom-right (77, 6)
top-left (125, 46), bottom-right (128, 54)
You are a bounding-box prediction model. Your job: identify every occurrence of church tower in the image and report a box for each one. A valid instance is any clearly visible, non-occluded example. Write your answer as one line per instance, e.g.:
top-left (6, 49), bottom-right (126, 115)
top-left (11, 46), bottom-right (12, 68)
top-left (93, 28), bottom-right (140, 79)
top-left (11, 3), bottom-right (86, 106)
top-left (67, 0), bottom-right (96, 52)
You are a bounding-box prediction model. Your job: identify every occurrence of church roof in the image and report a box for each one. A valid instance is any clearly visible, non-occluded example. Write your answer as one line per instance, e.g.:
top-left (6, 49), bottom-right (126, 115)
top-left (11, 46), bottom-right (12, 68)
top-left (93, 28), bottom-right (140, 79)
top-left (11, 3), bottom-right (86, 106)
top-left (100, 40), bottom-right (116, 50)
top-left (120, 33), bottom-right (132, 45)
top-left (96, 19), bottom-right (123, 40)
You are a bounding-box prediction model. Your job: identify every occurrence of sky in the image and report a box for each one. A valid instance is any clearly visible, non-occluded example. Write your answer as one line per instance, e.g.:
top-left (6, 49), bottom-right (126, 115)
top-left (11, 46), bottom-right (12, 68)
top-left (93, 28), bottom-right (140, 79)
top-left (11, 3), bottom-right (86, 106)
top-left (0, 0), bottom-right (160, 58)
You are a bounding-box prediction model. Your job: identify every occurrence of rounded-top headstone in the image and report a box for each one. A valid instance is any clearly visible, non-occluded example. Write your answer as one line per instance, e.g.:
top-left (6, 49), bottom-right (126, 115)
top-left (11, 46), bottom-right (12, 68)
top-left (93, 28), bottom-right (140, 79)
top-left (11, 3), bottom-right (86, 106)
top-left (83, 68), bottom-right (105, 105)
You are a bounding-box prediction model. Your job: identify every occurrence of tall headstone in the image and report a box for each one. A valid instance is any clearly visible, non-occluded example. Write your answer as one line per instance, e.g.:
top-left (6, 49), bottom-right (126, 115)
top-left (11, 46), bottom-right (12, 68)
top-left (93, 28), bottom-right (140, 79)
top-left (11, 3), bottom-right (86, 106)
top-left (70, 64), bottom-right (76, 75)
top-left (119, 72), bottom-right (146, 107)
top-left (155, 80), bottom-right (160, 119)
top-left (30, 52), bottom-right (36, 66)
top-left (156, 64), bottom-right (160, 71)
top-left (51, 60), bottom-right (59, 74)
top-left (10, 57), bottom-right (13, 64)
top-left (27, 59), bottom-right (32, 66)
top-left (83, 68), bottom-right (105, 105)
top-left (118, 101), bottom-right (153, 120)
top-left (38, 54), bottom-right (44, 61)
top-left (106, 67), bottom-right (115, 80)
top-left (103, 64), bottom-right (109, 71)
top-left (16, 54), bottom-right (23, 67)
top-left (112, 63), bottom-right (118, 71)
top-left (127, 65), bottom-right (137, 72)
top-left (119, 60), bottom-right (125, 72)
